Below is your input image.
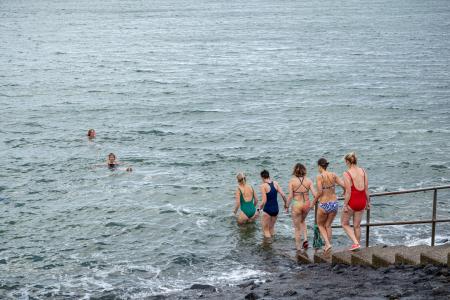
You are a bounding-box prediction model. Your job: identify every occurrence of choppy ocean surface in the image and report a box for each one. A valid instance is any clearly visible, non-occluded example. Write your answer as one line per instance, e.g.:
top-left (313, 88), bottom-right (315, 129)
top-left (1, 0), bottom-right (449, 298)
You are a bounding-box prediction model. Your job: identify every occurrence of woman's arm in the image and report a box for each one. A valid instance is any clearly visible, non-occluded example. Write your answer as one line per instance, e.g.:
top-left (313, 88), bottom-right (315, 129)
top-left (274, 181), bottom-right (287, 208)
top-left (259, 184), bottom-right (267, 211)
top-left (309, 178), bottom-right (318, 203)
top-left (233, 188), bottom-right (240, 214)
top-left (343, 172), bottom-right (352, 212)
top-left (286, 180), bottom-right (293, 210)
top-left (311, 175), bottom-right (322, 207)
top-left (253, 186), bottom-right (259, 207)
top-left (334, 173), bottom-right (346, 196)
top-left (364, 170), bottom-right (370, 209)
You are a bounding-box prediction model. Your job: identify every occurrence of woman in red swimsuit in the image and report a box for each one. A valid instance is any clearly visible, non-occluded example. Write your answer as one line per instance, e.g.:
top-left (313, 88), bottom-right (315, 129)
top-left (341, 152), bottom-right (370, 251)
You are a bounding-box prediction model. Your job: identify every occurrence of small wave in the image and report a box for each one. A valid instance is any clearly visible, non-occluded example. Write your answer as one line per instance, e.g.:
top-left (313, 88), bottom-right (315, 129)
top-left (105, 222), bottom-right (127, 227)
top-left (134, 129), bottom-right (175, 136)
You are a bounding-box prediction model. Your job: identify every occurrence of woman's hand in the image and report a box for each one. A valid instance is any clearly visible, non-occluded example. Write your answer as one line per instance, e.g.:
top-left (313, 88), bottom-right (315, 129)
top-left (343, 204), bottom-right (349, 213)
top-left (366, 201), bottom-right (371, 210)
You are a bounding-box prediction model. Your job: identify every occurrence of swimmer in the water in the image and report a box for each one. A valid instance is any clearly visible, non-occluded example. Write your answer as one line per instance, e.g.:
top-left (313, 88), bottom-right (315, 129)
top-left (258, 170), bottom-right (287, 238)
top-left (233, 172), bottom-right (259, 225)
top-left (87, 129), bottom-right (96, 139)
top-left (92, 153), bottom-right (132, 172)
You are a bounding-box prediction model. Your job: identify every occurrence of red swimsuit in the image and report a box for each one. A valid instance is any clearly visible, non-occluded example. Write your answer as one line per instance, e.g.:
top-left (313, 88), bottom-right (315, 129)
top-left (346, 170), bottom-right (367, 211)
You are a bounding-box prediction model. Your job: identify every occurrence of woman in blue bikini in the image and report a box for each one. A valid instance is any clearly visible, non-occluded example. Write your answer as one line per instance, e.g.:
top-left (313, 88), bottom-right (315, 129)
top-left (311, 158), bottom-right (345, 251)
top-left (258, 170), bottom-right (287, 238)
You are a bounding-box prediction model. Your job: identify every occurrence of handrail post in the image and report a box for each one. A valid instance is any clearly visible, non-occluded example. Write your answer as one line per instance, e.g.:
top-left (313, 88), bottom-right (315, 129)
top-left (431, 189), bottom-right (437, 246)
top-left (365, 199), bottom-right (370, 247)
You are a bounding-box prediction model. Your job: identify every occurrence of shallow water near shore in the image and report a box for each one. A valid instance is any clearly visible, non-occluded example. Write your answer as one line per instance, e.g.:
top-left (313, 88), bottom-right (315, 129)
top-left (1, 0), bottom-right (450, 298)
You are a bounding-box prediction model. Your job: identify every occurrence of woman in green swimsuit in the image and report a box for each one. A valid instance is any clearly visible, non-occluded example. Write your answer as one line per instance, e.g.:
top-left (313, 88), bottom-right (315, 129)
top-left (233, 172), bottom-right (259, 225)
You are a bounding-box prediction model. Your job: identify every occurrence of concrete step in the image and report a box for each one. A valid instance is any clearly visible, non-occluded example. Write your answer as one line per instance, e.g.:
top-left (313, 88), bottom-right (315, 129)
top-left (296, 249), bottom-right (314, 264)
top-left (351, 245), bottom-right (386, 266)
top-left (395, 245), bottom-right (431, 265)
top-left (371, 245), bottom-right (408, 268)
top-left (332, 250), bottom-right (352, 265)
top-left (314, 250), bottom-right (332, 264)
top-left (420, 244), bottom-right (450, 266)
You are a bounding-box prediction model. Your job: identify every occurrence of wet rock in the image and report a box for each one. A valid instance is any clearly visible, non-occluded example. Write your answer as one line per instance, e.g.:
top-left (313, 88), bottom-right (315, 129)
top-left (385, 291), bottom-right (402, 300)
top-left (432, 286), bottom-right (449, 296)
top-left (189, 284), bottom-right (217, 292)
top-left (283, 289), bottom-right (297, 296)
top-left (423, 265), bottom-right (439, 275)
top-left (435, 238), bottom-right (448, 244)
top-left (238, 280), bottom-right (255, 288)
top-left (244, 292), bottom-right (259, 300)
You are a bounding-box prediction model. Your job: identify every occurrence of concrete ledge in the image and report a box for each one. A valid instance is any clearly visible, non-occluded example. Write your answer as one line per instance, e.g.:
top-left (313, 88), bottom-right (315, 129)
top-left (351, 245), bottom-right (385, 266)
top-left (372, 246), bottom-right (407, 268)
top-left (395, 245), bottom-right (430, 265)
top-left (420, 244), bottom-right (450, 266)
top-left (314, 251), bottom-right (332, 264)
top-left (332, 251), bottom-right (352, 265)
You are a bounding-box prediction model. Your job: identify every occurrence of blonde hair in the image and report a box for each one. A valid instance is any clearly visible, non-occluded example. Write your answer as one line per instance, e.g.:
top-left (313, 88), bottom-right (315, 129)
top-left (344, 152), bottom-right (358, 165)
top-left (236, 172), bottom-right (246, 184)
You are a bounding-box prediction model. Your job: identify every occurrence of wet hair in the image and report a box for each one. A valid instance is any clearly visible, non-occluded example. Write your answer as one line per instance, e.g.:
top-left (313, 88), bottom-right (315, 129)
top-left (292, 163), bottom-right (306, 177)
top-left (236, 172), bottom-right (246, 184)
top-left (344, 152), bottom-right (357, 165)
top-left (108, 153), bottom-right (116, 160)
top-left (317, 158), bottom-right (329, 170)
top-left (260, 169), bottom-right (270, 179)
top-left (87, 129), bottom-right (95, 137)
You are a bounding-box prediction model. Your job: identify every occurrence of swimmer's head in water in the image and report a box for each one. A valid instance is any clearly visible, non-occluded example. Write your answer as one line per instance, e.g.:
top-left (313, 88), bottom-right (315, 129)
top-left (344, 152), bottom-right (357, 166)
top-left (293, 163), bottom-right (306, 177)
top-left (87, 129), bottom-right (96, 138)
top-left (317, 158), bottom-right (329, 170)
top-left (260, 169), bottom-right (270, 179)
top-left (236, 172), bottom-right (246, 184)
top-left (108, 153), bottom-right (116, 161)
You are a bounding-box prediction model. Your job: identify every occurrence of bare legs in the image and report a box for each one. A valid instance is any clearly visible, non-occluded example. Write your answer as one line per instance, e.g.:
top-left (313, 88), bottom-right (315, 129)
top-left (261, 212), bottom-right (277, 238)
top-left (292, 208), bottom-right (309, 250)
top-left (317, 208), bottom-right (337, 250)
top-left (237, 212), bottom-right (255, 225)
top-left (341, 208), bottom-right (364, 245)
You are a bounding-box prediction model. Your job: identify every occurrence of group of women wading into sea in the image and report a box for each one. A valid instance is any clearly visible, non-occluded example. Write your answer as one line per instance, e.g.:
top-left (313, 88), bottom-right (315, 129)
top-left (233, 152), bottom-right (369, 252)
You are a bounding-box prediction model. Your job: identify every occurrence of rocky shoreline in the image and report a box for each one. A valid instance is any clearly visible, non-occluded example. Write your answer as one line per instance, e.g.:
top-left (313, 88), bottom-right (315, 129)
top-left (171, 264), bottom-right (449, 300)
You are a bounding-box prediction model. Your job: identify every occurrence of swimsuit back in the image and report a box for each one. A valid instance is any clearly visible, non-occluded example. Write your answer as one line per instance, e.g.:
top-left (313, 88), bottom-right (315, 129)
top-left (346, 169), bottom-right (367, 211)
top-left (263, 182), bottom-right (279, 216)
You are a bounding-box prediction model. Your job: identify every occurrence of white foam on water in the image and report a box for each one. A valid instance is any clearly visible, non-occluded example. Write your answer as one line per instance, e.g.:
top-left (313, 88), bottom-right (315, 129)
top-left (199, 266), bottom-right (268, 286)
top-left (196, 218), bottom-right (208, 229)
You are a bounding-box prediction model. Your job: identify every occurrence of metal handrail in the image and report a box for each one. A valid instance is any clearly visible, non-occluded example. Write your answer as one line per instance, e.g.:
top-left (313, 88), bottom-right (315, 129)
top-left (315, 185), bottom-right (450, 247)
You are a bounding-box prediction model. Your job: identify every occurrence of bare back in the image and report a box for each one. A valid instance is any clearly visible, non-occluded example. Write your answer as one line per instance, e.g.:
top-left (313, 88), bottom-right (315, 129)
top-left (345, 167), bottom-right (366, 190)
top-left (238, 184), bottom-right (254, 202)
top-left (317, 171), bottom-right (338, 202)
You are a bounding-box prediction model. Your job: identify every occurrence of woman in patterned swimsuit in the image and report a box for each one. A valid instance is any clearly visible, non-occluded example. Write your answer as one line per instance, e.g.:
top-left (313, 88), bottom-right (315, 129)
top-left (311, 158), bottom-right (345, 252)
top-left (286, 163), bottom-right (317, 250)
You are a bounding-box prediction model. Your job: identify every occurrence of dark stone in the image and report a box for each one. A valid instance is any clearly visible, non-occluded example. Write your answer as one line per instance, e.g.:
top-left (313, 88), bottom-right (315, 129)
top-left (189, 284), bottom-right (217, 292)
top-left (244, 292), bottom-right (259, 300)
top-left (283, 290), bottom-right (298, 296)
top-left (423, 265), bottom-right (439, 275)
top-left (432, 287), bottom-right (449, 296)
top-left (238, 280), bottom-right (255, 288)
top-left (279, 273), bottom-right (287, 278)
